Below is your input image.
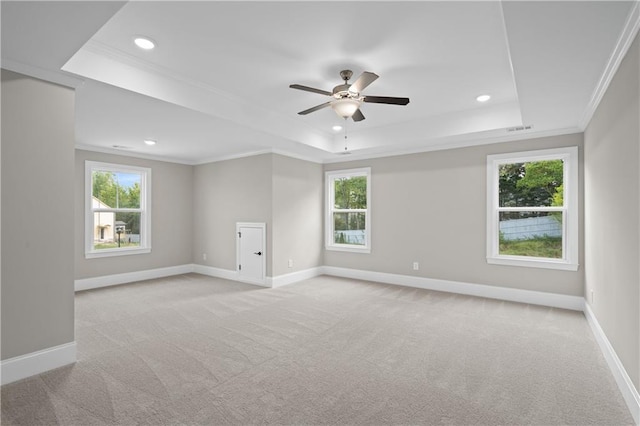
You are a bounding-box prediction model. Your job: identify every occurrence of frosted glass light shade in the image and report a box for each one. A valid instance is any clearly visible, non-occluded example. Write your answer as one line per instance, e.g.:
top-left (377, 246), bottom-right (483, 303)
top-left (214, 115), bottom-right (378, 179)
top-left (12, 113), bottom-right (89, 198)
top-left (332, 98), bottom-right (361, 118)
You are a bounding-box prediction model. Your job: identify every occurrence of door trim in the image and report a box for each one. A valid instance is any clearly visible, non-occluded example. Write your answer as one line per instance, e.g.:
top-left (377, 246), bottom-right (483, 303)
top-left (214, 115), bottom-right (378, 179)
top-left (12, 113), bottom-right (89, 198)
top-left (236, 222), bottom-right (266, 286)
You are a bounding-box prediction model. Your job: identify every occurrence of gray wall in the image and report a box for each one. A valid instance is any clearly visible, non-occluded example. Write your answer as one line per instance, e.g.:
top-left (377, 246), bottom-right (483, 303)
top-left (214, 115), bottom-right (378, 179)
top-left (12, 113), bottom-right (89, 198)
top-left (1, 70), bottom-right (75, 359)
top-left (272, 154), bottom-right (323, 276)
top-left (193, 154), bottom-right (273, 276)
top-left (74, 150), bottom-right (193, 279)
top-left (192, 153), bottom-right (324, 278)
top-left (324, 133), bottom-right (584, 296)
top-left (584, 34), bottom-right (639, 389)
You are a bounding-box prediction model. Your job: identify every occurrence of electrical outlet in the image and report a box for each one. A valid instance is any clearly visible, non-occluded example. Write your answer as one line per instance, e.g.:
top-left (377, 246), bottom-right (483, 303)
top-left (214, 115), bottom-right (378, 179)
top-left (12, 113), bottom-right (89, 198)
top-left (202, 253), bottom-right (207, 261)
top-left (413, 262), bottom-right (419, 271)
top-left (288, 259), bottom-right (293, 268)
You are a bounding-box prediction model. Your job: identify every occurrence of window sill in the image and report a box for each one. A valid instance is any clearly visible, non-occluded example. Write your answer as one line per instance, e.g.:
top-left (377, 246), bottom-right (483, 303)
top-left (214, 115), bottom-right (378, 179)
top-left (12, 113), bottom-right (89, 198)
top-left (326, 244), bottom-right (371, 254)
top-left (487, 256), bottom-right (578, 271)
top-left (86, 247), bottom-right (151, 259)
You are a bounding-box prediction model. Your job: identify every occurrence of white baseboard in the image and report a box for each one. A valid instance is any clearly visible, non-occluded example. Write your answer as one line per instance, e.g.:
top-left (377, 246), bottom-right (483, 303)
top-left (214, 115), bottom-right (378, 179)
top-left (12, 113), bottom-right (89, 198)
top-left (192, 264), bottom-right (237, 281)
top-left (74, 263), bottom-right (583, 311)
top-left (584, 303), bottom-right (640, 424)
top-left (75, 264), bottom-right (194, 292)
top-left (269, 267), bottom-right (324, 288)
top-left (192, 264), bottom-right (270, 288)
top-left (322, 266), bottom-right (585, 311)
top-left (193, 264), bottom-right (323, 288)
top-left (1, 341), bottom-right (76, 385)
top-left (79, 262), bottom-right (583, 313)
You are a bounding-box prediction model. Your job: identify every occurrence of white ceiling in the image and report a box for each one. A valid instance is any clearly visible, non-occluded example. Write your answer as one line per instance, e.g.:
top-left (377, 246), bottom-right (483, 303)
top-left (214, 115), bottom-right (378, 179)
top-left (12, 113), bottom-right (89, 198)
top-left (2, 1), bottom-right (638, 164)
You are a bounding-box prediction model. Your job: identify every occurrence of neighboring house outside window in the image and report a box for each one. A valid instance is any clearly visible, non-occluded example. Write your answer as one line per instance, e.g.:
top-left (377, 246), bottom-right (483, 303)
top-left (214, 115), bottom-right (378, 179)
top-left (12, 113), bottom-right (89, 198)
top-left (85, 161), bottom-right (151, 258)
top-left (486, 146), bottom-right (578, 271)
top-left (326, 167), bottom-right (371, 253)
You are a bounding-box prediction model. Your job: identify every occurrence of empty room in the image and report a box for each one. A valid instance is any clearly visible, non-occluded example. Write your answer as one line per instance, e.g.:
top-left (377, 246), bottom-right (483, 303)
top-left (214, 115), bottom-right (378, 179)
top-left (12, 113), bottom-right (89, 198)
top-left (1, 1), bottom-right (639, 424)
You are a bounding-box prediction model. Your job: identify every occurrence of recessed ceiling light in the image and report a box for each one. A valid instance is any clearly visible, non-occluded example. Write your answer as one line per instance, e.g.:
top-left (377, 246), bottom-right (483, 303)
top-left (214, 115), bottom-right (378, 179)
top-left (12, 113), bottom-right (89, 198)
top-left (332, 125), bottom-right (343, 131)
top-left (144, 139), bottom-right (156, 146)
top-left (134, 37), bottom-right (155, 50)
top-left (476, 94), bottom-right (491, 103)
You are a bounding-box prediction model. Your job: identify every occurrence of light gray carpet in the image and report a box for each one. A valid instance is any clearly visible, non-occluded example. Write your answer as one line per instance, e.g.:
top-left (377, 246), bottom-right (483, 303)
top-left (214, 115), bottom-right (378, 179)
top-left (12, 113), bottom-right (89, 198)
top-left (1, 273), bottom-right (633, 425)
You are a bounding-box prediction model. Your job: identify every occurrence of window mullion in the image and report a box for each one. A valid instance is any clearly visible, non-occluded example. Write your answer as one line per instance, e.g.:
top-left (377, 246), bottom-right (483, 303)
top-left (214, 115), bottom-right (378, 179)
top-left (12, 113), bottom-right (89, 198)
top-left (497, 206), bottom-right (564, 212)
top-left (332, 209), bottom-right (367, 213)
top-left (92, 208), bottom-right (143, 213)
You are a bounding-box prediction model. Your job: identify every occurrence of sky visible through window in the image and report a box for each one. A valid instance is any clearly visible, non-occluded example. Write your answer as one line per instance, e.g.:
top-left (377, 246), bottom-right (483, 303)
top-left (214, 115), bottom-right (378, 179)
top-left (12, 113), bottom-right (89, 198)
top-left (114, 172), bottom-right (140, 189)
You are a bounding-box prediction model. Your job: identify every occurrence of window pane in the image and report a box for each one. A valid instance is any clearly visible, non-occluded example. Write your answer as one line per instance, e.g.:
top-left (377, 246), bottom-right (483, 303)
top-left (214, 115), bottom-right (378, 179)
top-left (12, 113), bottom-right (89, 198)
top-left (92, 171), bottom-right (142, 209)
top-left (499, 211), bottom-right (562, 258)
top-left (93, 212), bottom-right (141, 250)
top-left (499, 160), bottom-right (564, 208)
top-left (334, 176), bottom-right (367, 209)
top-left (333, 212), bottom-right (366, 245)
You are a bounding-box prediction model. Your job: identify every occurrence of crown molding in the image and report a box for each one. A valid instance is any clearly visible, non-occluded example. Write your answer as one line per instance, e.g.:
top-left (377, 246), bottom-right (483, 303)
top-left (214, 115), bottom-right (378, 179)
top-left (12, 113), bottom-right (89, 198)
top-left (178, 148), bottom-right (325, 166)
top-left (1, 60), bottom-right (84, 88)
top-left (322, 126), bottom-right (582, 164)
top-left (75, 144), bottom-right (196, 165)
top-left (579, 0), bottom-right (640, 130)
top-left (75, 144), bottom-right (327, 167)
top-left (77, 124), bottom-right (582, 167)
top-left (192, 149), bottom-right (274, 165)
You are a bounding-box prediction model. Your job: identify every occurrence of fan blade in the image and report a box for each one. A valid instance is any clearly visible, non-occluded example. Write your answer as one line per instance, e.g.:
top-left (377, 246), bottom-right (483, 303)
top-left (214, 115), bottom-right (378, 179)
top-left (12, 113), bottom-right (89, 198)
top-left (352, 109), bottom-right (365, 122)
top-left (298, 102), bottom-right (331, 115)
top-left (363, 96), bottom-right (410, 105)
top-left (350, 71), bottom-right (379, 93)
top-left (289, 84), bottom-right (332, 96)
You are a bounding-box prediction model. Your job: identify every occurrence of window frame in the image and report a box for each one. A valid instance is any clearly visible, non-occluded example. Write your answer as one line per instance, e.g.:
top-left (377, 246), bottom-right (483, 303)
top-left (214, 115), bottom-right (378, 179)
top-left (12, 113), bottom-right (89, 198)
top-left (325, 167), bottom-right (371, 253)
top-left (85, 161), bottom-right (152, 259)
top-left (486, 146), bottom-right (578, 271)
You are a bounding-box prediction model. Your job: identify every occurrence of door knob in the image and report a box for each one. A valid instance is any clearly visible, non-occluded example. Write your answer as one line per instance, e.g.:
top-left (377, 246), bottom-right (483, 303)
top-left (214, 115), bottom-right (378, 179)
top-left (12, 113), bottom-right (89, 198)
top-left (254, 251), bottom-right (262, 256)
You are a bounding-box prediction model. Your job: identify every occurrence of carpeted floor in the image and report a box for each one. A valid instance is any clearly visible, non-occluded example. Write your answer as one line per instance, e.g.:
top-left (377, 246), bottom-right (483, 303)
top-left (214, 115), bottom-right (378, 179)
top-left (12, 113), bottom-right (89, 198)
top-left (1, 273), bottom-right (633, 425)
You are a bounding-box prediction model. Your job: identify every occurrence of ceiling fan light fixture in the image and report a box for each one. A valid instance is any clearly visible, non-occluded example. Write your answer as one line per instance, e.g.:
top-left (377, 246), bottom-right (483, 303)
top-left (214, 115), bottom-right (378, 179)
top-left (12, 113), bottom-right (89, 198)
top-left (331, 98), bottom-right (361, 118)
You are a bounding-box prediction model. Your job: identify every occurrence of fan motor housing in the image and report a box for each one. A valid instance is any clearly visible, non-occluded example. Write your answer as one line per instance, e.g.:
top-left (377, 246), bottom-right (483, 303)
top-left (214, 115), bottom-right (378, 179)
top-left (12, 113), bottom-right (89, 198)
top-left (332, 83), bottom-right (355, 98)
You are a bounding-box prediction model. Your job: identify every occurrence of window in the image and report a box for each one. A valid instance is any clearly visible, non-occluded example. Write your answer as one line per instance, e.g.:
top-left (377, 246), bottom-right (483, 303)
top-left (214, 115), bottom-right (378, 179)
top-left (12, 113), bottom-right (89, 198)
top-left (85, 161), bottom-right (151, 258)
top-left (326, 168), bottom-right (371, 253)
top-left (487, 147), bottom-right (578, 270)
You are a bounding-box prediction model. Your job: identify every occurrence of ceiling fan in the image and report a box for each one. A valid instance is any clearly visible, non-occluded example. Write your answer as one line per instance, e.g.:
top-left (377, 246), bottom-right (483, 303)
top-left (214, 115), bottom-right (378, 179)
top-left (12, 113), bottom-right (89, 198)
top-left (289, 70), bottom-right (410, 122)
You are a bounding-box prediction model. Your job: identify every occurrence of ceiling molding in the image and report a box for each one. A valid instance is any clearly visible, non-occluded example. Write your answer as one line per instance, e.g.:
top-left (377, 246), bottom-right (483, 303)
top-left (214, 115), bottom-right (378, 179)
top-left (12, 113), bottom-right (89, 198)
top-left (192, 149), bottom-right (274, 165)
top-left (78, 125), bottom-right (582, 167)
top-left (322, 127), bottom-right (583, 164)
top-left (192, 148), bottom-right (324, 166)
top-left (579, 0), bottom-right (640, 130)
top-left (270, 149), bottom-right (324, 165)
top-left (75, 144), bottom-right (196, 165)
top-left (1, 59), bottom-right (84, 88)
top-left (75, 143), bottom-right (326, 167)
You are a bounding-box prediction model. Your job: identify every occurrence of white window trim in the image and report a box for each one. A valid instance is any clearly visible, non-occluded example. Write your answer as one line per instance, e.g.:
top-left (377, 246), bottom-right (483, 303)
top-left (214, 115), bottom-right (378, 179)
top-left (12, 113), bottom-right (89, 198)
top-left (85, 161), bottom-right (152, 259)
top-left (486, 146), bottom-right (579, 271)
top-left (325, 167), bottom-right (371, 253)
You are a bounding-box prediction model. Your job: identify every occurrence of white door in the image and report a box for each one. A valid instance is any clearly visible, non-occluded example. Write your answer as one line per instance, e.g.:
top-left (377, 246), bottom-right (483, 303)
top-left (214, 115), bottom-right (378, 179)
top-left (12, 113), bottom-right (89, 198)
top-left (236, 222), bottom-right (266, 285)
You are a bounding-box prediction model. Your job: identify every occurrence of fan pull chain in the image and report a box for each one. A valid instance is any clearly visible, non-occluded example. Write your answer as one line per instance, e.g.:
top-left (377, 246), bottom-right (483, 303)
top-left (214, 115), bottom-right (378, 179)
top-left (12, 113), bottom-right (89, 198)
top-left (344, 118), bottom-right (349, 152)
